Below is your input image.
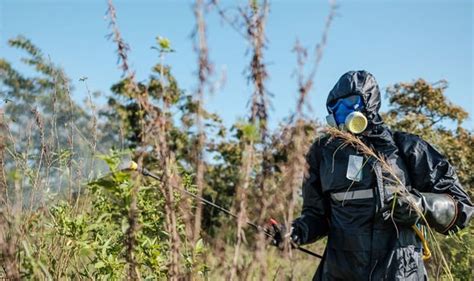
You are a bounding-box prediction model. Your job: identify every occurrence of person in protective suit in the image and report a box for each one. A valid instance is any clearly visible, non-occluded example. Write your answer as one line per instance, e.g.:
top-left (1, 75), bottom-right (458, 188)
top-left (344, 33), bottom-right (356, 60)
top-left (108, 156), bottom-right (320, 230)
top-left (273, 70), bottom-right (473, 280)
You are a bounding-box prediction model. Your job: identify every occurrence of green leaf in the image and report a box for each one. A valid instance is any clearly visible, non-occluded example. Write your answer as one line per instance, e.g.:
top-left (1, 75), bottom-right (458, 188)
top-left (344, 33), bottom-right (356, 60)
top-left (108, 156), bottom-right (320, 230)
top-left (156, 36), bottom-right (173, 52)
top-left (79, 246), bottom-right (93, 257)
top-left (88, 177), bottom-right (116, 189)
top-left (194, 238), bottom-right (204, 255)
top-left (121, 217), bottom-right (129, 234)
top-left (113, 171), bottom-right (130, 183)
top-left (94, 261), bottom-right (105, 269)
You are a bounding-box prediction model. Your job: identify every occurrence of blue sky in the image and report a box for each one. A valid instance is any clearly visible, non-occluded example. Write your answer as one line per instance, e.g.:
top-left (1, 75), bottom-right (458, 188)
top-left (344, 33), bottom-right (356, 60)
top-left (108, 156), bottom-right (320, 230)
top-left (1, 0), bottom-right (473, 129)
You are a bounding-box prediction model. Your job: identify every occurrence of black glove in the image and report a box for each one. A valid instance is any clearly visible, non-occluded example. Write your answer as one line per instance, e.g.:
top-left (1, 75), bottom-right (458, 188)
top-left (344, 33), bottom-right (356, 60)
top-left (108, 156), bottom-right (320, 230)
top-left (384, 191), bottom-right (424, 226)
top-left (269, 219), bottom-right (302, 249)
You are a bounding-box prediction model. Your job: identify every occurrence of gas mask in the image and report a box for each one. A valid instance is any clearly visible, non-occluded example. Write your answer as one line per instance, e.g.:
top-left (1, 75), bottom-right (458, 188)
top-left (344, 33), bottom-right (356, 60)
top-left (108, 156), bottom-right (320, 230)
top-left (326, 95), bottom-right (368, 134)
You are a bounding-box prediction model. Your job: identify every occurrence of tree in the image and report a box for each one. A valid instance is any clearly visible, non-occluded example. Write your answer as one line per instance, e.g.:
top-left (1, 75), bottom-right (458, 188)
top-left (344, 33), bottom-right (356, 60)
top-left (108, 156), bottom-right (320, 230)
top-left (0, 36), bottom-right (93, 202)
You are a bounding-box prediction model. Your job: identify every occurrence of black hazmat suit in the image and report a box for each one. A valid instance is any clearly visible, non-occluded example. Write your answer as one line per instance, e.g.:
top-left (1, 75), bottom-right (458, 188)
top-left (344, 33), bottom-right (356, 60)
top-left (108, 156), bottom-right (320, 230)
top-left (293, 71), bottom-right (473, 280)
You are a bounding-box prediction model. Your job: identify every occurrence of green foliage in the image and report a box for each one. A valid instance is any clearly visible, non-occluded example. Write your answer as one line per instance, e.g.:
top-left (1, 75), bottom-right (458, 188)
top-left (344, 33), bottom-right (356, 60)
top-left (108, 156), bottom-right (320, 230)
top-left (86, 151), bottom-right (170, 279)
top-left (386, 79), bottom-right (468, 126)
top-left (99, 60), bottom-right (184, 150)
top-left (16, 151), bottom-right (181, 279)
top-left (443, 227), bottom-right (473, 280)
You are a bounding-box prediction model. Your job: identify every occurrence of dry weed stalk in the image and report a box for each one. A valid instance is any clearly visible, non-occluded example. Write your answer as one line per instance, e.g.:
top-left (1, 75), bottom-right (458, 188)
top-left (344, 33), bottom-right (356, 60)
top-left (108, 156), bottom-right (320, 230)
top-left (153, 49), bottom-right (183, 280)
top-left (0, 213), bottom-right (20, 280)
top-left (245, 2), bottom-right (270, 139)
top-left (106, 1), bottom-right (141, 279)
top-left (79, 78), bottom-right (98, 185)
top-left (297, 0), bottom-right (336, 114)
top-left (65, 80), bottom-right (75, 202)
top-left (47, 72), bottom-right (62, 200)
top-left (211, 0), bottom-right (249, 39)
top-left (0, 109), bottom-right (6, 204)
top-left (29, 108), bottom-right (48, 209)
top-left (229, 141), bottom-right (255, 281)
top-left (282, 42), bottom-right (310, 260)
top-left (106, 0), bottom-right (134, 81)
top-left (324, 126), bottom-right (454, 280)
top-left (212, 0), bottom-right (272, 278)
top-left (242, 1), bottom-right (272, 279)
top-left (0, 109), bottom-right (20, 280)
top-left (191, 0), bottom-right (213, 245)
top-left (293, 0), bottom-right (337, 117)
top-left (270, 119), bottom-right (310, 272)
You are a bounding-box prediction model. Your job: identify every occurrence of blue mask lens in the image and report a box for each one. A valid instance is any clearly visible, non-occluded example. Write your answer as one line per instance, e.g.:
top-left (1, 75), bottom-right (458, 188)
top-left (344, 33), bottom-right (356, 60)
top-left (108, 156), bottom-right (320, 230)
top-left (328, 95), bottom-right (363, 125)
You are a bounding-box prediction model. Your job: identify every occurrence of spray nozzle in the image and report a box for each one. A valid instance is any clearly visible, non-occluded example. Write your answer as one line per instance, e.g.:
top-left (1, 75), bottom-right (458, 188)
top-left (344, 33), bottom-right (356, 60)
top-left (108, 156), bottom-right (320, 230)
top-left (128, 161), bottom-right (138, 171)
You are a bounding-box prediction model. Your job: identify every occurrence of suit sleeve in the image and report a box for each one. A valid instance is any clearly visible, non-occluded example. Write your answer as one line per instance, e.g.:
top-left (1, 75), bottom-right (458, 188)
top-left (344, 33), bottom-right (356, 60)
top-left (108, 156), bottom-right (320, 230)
top-left (400, 134), bottom-right (473, 234)
top-left (293, 141), bottom-right (330, 244)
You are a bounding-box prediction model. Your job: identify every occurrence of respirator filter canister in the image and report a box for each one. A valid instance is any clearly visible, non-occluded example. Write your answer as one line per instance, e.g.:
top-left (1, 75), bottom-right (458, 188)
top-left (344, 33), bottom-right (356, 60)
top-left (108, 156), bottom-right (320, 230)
top-left (344, 111), bottom-right (368, 134)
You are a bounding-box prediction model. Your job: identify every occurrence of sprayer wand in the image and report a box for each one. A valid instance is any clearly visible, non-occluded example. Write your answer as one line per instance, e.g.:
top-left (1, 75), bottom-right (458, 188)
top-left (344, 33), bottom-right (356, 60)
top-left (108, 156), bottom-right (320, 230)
top-left (128, 161), bottom-right (322, 259)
